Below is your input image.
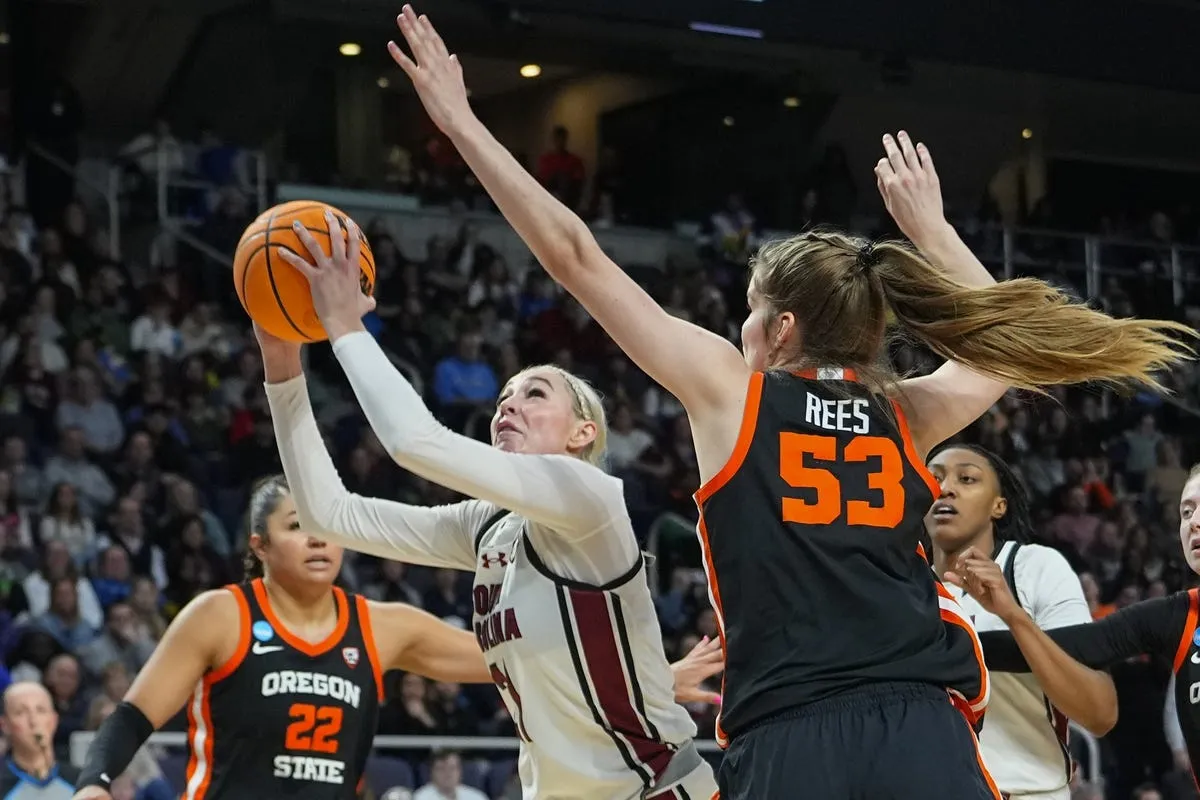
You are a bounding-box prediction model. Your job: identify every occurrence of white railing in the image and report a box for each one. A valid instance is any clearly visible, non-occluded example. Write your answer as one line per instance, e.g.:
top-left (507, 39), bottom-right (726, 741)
top-left (155, 143), bottom-right (269, 223)
top-left (71, 724), bottom-right (1102, 786)
top-left (26, 142), bottom-right (122, 260)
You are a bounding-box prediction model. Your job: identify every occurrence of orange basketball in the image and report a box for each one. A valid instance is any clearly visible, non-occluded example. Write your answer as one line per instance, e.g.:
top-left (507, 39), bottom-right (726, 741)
top-left (233, 200), bottom-right (376, 343)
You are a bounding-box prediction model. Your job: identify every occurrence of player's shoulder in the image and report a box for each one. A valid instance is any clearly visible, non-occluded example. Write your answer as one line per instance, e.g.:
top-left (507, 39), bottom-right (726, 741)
top-left (1011, 542), bottom-right (1075, 578)
top-left (171, 585), bottom-right (245, 630)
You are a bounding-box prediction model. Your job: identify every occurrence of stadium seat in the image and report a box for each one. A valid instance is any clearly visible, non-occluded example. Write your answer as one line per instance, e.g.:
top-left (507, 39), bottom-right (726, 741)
top-left (157, 752), bottom-right (189, 793)
top-left (365, 755), bottom-right (416, 794)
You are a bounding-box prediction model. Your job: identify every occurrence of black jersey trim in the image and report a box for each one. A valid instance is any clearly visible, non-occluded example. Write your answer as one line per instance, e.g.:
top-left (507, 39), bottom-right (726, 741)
top-left (474, 509), bottom-right (511, 554)
top-left (611, 595), bottom-right (663, 743)
top-left (522, 523), bottom-right (643, 591)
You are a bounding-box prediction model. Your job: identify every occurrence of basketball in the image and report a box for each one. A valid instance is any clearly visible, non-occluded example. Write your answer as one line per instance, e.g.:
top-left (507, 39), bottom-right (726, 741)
top-left (233, 200), bottom-right (376, 343)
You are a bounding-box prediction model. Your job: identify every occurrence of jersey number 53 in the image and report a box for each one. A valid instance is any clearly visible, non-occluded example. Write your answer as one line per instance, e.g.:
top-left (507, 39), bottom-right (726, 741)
top-left (780, 433), bottom-right (906, 528)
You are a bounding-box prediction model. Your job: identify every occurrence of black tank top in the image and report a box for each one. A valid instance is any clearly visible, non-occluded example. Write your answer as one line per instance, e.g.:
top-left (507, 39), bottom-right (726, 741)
top-left (182, 579), bottom-right (383, 800)
top-left (694, 369), bottom-right (988, 743)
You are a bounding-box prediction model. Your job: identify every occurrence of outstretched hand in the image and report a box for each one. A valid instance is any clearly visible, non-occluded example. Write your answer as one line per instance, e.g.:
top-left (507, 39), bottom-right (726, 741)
top-left (874, 131), bottom-right (946, 245)
top-left (670, 635), bottom-right (723, 705)
top-left (388, 5), bottom-right (475, 136)
top-left (944, 546), bottom-right (1024, 624)
top-left (276, 210), bottom-right (376, 343)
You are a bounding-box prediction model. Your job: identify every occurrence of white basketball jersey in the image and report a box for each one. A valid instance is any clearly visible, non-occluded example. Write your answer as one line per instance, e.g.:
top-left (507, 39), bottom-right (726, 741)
top-left (472, 512), bottom-right (713, 800)
top-left (948, 541), bottom-right (1088, 797)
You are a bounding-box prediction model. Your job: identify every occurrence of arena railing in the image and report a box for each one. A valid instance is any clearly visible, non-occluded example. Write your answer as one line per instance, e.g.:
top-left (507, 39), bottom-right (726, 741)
top-left (70, 723), bottom-right (1103, 787)
top-left (268, 182), bottom-right (1200, 313)
top-left (25, 141), bottom-right (122, 260)
top-left (154, 141), bottom-right (269, 224)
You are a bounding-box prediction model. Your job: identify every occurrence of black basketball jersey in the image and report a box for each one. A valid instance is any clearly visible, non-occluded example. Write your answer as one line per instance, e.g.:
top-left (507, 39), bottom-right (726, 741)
top-left (694, 369), bottom-right (989, 744)
top-left (1171, 589), bottom-right (1200, 778)
top-left (182, 579), bottom-right (383, 800)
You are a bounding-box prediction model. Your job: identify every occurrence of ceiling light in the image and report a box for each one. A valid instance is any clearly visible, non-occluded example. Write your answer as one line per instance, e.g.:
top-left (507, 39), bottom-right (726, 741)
top-left (1021, 127), bottom-right (1033, 140)
top-left (0, 33), bottom-right (10, 46)
top-left (723, 116), bottom-right (735, 127)
top-left (783, 96), bottom-right (800, 108)
top-left (377, 76), bottom-right (390, 89)
top-left (519, 64), bottom-right (542, 78)
top-left (339, 42), bottom-right (362, 57)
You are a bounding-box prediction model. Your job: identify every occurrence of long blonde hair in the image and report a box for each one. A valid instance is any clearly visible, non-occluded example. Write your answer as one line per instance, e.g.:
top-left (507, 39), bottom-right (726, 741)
top-left (751, 229), bottom-right (1195, 392)
top-left (509, 364), bottom-right (608, 465)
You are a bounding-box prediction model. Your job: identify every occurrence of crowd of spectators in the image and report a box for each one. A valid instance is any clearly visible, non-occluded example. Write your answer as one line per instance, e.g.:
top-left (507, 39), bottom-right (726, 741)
top-left (0, 117), bottom-right (1198, 799)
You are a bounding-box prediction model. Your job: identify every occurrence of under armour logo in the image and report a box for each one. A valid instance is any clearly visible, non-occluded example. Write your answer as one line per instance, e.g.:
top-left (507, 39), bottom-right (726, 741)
top-left (480, 552), bottom-right (510, 569)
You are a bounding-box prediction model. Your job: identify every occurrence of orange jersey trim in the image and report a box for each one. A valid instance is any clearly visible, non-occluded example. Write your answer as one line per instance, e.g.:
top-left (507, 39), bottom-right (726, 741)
top-left (890, 399), bottom-right (940, 498)
top-left (1173, 588), bottom-right (1200, 673)
top-left (694, 372), bottom-right (764, 507)
top-left (355, 594), bottom-right (386, 702)
top-left (252, 578), bottom-right (350, 657)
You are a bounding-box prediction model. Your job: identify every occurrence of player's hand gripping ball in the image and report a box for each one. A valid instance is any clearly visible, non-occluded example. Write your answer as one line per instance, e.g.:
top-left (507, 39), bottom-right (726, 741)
top-left (233, 201), bottom-right (376, 342)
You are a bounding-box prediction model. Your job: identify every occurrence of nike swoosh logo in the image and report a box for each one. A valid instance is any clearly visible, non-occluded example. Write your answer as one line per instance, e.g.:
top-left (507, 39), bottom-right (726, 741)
top-left (1191, 651), bottom-right (1200, 665)
top-left (253, 641), bottom-right (284, 655)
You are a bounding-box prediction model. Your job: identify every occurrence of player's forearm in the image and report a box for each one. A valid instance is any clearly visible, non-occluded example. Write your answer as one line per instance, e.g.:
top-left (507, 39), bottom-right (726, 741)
top-left (1005, 612), bottom-right (1118, 736)
top-left (909, 220), bottom-right (995, 289)
top-left (446, 116), bottom-right (598, 283)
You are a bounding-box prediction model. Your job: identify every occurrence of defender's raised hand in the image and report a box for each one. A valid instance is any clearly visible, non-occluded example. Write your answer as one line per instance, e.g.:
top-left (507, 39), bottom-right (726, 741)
top-left (388, 5), bottom-right (474, 136)
top-left (875, 131), bottom-right (946, 246)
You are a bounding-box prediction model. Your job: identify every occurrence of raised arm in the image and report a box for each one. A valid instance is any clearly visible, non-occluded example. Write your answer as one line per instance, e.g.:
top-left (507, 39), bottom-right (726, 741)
top-left (259, 329), bottom-right (479, 570)
top-left (386, 7), bottom-right (749, 418)
top-left (75, 590), bottom-right (233, 795)
top-left (877, 133), bottom-right (1009, 455)
top-left (269, 226), bottom-right (632, 545)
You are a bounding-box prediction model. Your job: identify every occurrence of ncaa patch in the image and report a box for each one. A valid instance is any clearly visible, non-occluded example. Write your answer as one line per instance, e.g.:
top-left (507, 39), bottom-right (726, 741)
top-left (1192, 629), bottom-right (1200, 647)
top-left (343, 647), bottom-right (360, 668)
top-left (253, 620), bottom-right (275, 642)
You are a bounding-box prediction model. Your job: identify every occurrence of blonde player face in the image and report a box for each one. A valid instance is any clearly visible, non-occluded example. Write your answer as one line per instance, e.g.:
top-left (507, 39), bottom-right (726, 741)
top-left (491, 368), bottom-right (594, 457)
top-left (256, 494), bottom-right (345, 584)
top-left (1177, 473), bottom-right (1200, 574)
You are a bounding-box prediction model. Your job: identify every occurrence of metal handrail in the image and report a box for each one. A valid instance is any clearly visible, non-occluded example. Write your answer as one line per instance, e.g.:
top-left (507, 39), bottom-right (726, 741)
top-left (26, 141), bottom-right (122, 260)
top-left (69, 727), bottom-right (1101, 785)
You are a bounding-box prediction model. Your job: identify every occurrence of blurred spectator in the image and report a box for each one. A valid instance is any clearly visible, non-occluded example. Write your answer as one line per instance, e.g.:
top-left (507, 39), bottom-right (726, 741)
top-left (129, 295), bottom-right (181, 359)
top-left (34, 578), bottom-right (97, 651)
top-left (42, 653), bottom-right (86, 759)
top-left (55, 367), bottom-right (125, 457)
top-left (535, 126), bottom-right (585, 210)
top-left (422, 570), bottom-right (470, 628)
top-left (42, 428), bottom-right (116, 518)
top-left (3, 436), bottom-right (45, 509)
top-left (97, 496), bottom-right (168, 590)
top-left (76, 601), bottom-right (155, 678)
top-left (432, 332), bottom-right (497, 430)
top-left (414, 749), bottom-right (487, 800)
top-left (39, 482), bottom-right (98, 566)
top-left (23, 541), bottom-right (103, 630)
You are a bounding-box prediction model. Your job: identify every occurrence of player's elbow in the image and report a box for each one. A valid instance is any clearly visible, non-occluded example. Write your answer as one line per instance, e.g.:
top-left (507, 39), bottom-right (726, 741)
top-left (537, 217), bottom-right (601, 284)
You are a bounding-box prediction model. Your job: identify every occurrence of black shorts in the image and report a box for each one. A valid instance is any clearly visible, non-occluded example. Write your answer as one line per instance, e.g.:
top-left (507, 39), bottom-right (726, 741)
top-left (717, 681), bottom-right (1000, 800)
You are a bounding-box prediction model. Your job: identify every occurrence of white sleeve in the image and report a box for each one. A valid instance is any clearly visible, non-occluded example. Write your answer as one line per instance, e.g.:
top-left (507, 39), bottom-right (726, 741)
top-left (1018, 545), bottom-right (1094, 630)
top-left (332, 332), bottom-right (630, 541)
top-left (1165, 673), bottom-right (1187, 753)
top-left (265, 374), bottom-right (481, 570)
